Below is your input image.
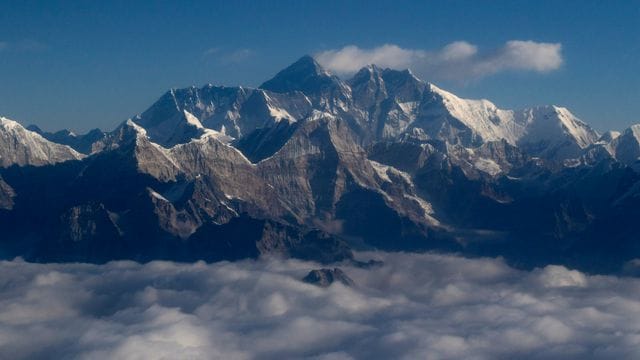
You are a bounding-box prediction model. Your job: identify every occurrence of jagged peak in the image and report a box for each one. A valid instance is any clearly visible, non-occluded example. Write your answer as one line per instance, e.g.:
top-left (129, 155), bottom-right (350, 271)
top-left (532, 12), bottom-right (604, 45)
top-left (288, 55), bottom-right (327, 75)
top-left (626, 124), bottom-right (640, 138)
top-left (93, 119), bottom-right (151, 152)
top-left (0, 116), bottom-right (85, 166)
top-left (427, 83), bottom-right (500, 111)
top-left (352, 64), bottom-right (384, 77)
top-left (377, 68), bottom-right (427, 101)
top-left (0, 116), bottom-right (24, 129)
top-left (521, 105), bottom-right (593, 130)
top-left (259, 55), bottom-right (341, 94)
top-left (348, 64), bottom-right (386, 87)
top-left (599, 130), bottom-right (621, 143)
top-left (125, 118), bottom-right (148, 136)
top-left (1, 116), bottom-right (79, 143)
top-left (382, 68), bottom-right (424, 85)
top-left (614, 124), bottom-right (640, 147)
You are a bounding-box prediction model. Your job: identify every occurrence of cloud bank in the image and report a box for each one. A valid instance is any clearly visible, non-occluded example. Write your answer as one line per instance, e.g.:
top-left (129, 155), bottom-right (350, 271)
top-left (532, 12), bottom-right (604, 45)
top-left (0, 252), bottom-right (638, 359)
top-left (315, 41), bottom-right (563, 81)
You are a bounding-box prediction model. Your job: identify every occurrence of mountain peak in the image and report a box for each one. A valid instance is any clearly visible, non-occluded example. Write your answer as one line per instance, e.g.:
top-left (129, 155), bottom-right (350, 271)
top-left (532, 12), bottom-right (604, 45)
top-left (259, 55), bottom-right (339, 94)
top-left (0, 116), bottom-right (84, 167)
top-left (291, 55), bottom-right (325, 72)
top-left (599, 130), bottom-right (621, 143)
top-left (349, 64), bottom-right (384, 84)
top-left (382, 68), bottom-right (422, 84)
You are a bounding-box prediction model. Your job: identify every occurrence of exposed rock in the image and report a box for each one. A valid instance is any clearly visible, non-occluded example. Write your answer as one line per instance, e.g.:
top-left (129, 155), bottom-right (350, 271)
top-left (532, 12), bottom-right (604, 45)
top-left (302, 268), bottom-right (355, 287)
top-left (0, 56), bottom-right (639, 274)
top-left (0, 176), bottom-right (15, 210)
top-left (0, 117), bottom-right (84, 167)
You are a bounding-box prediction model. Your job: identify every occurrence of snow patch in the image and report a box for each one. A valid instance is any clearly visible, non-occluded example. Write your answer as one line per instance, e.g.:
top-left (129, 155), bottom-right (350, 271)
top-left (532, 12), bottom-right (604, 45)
top-left (183, 110), bottom-right (204, 129)
top-left (473, 158), bottom-right (502, 176)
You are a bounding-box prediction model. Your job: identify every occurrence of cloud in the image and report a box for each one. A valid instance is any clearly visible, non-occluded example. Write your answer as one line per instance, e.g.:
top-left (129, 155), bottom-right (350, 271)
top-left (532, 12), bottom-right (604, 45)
top-left (0, 252), bottom-right (639, 359)
top-left (315, 41), bottom-right (563, 81)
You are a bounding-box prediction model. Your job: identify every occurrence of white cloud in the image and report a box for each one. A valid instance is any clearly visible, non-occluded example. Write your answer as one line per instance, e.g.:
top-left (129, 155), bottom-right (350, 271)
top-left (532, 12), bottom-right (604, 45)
top-left (315, 44), bottom-right (418, 74)
top-left (315, 40), bottom-right (563, 81)
top-left (0, 252), bottom-right (639, 359)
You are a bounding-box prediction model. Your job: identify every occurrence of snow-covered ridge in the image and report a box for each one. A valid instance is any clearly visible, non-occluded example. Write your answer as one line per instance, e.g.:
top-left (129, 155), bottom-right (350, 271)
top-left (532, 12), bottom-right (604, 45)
top-left (7, 56), bottom-right (634, 171)
top-left (0, 116), bottom-right (84, 167)
top-left (104, 56), bottom-right (604, 166)
top-left (516, 105), bottom-right (598, 148)
top-left (426, 83), bottom-right (525, 145)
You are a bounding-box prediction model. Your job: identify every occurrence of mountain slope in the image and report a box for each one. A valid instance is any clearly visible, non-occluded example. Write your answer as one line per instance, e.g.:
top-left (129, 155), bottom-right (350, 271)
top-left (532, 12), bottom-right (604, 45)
top-left (0, 56), bottom-right (639, 274)
top-left (0, 117), bottom-right (84, 167)
top-left (610, 124), bottom-right (640, 165)
top-left (516, 106), bottom-right (599, 161)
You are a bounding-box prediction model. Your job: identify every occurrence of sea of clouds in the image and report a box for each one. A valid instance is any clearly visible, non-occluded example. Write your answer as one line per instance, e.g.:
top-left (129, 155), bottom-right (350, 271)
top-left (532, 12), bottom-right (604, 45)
top-left (0, 251), bottom-right (639, 359)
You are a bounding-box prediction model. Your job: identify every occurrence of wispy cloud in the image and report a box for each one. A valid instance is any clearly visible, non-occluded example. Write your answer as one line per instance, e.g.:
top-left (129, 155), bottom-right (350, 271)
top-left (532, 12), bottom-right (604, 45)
top-left (315, 40), bottom-right (563, 81)
top-left (0, 252), bottom-right (638, 358)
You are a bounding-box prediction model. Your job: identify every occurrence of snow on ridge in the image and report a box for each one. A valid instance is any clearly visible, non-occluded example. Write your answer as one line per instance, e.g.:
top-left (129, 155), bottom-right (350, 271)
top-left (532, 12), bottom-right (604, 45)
top-left (517, 105), bottom-right (598, 149)
top-left (125, 118), bottom-right (149, 137)
top-left (427, 83), bottom-right (524, 145)
top-left (148, 188), bottom-right (169, 202)
top-left (628, 124), bottom-right (640, 142)
top-left (262, 92), bottom-right (297, 123)
top-left (0, 116), bottom-right (84, 167)
top-left (183, 110), bottom-right (204, 129)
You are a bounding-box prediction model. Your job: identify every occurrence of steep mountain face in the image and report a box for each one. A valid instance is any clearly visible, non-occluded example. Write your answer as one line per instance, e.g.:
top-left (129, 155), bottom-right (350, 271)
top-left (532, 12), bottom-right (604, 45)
top-left (1, 56), bottom-right (639, 274)
top-left (0, 117), bottom-right (84, 167)
top-left (516, 106), bottom-right (599, 161)
top-left (132, 85), bottom-right (312, 147)
top-left (610, 125), bottom-right (640, 165)
top-left (0, 176), bottom-right (14, 210)
top-left (125, 56), bottom-right (601, 167)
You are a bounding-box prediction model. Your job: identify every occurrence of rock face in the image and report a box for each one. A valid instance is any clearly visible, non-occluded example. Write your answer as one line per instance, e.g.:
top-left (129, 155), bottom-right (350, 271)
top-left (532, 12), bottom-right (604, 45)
top-left (1, 55), bottom-right (640, 274)
top-left (0, 176), bottom-right (15, 210)
top-left (0, 117), bottom-right (84, 167)
top-left (302, 268), bottom-right (355, 287)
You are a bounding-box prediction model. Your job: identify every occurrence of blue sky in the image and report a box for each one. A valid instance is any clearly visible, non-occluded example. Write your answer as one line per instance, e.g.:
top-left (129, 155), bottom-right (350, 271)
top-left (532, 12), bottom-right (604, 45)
top-left (0, 0), bottom-right (638, 133)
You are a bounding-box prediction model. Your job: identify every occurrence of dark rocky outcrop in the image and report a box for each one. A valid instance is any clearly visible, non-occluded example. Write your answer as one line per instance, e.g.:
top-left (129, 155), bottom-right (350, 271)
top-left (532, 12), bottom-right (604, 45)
top-left (302, 268), bottom-right (355, 287)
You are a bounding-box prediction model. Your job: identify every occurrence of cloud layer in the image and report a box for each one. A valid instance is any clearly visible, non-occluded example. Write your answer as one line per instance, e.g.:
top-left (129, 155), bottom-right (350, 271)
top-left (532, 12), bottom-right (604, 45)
top-left (0, 252), bottom-right (638, 359)
top-left (315, 41), bottom-right (563, 81)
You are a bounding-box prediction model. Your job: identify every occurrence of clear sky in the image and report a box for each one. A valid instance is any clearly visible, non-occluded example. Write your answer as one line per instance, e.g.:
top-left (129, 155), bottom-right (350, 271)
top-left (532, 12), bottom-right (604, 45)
top-left (1, 0), bottom-right (638, 133)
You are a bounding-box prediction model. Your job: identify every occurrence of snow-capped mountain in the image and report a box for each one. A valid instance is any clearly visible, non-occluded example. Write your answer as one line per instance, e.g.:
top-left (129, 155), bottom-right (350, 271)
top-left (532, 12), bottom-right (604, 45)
top-left (515, 105), bottom-right (599, 161)
top-left (610, 124), bottom-right (640, 165)
top-left (1, 55), bottom-right (639, 274)
top-left (0, 117), bottom-right (84, 167)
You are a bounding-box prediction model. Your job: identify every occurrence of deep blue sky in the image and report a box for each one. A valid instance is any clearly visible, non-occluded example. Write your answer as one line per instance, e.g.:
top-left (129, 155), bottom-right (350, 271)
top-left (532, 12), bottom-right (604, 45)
top-left (0, 0), bottom-right (638, 133)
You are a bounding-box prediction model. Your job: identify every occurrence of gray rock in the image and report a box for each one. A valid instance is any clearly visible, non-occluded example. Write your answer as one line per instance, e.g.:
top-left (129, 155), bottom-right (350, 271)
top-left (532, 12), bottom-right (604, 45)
top-left (302, 268), bottom-right (355, 287)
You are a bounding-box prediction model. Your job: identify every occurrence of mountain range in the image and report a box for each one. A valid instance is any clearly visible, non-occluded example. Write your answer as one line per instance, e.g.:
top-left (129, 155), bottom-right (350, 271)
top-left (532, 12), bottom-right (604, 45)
top-left (1, 55), bottom-right (639, 274)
